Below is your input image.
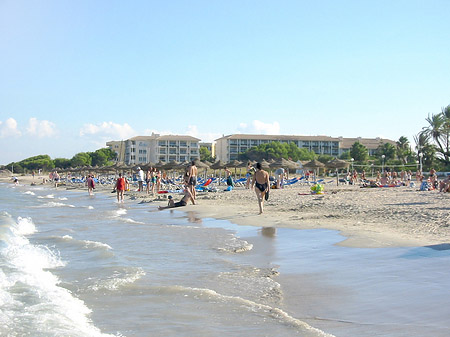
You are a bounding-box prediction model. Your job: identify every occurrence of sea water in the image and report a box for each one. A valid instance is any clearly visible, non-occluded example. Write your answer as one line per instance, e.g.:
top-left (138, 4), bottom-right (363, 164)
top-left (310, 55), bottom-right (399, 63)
top-left (1, 183), bottom-right (450, 337)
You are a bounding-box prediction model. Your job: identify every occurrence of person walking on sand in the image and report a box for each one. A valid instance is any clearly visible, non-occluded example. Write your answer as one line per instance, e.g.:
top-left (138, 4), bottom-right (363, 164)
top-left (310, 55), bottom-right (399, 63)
top-left (245, 162), bottom-right (254, 189)
top-left (187, 161), bottom-right (198, 201)
top-left (251, 162), bottom-right (270, 214)
top-left (115, 173), bottom-right (128, 203)
top-left (86, 174), bottom-right (95, 195)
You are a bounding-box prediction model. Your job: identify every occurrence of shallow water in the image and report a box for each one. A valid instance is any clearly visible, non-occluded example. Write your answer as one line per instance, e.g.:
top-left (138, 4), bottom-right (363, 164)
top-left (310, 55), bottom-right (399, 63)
top-left (1, 183), bottom-right (450, 336)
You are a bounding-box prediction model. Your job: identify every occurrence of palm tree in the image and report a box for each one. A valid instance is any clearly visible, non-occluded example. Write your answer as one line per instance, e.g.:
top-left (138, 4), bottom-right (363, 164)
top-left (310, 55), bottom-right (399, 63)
top-left (420, 106), bottom-right (450, 165)
top-left (396, 136), bottom-right (410, 164)
top-left (414, 132), bottom-right (437, 170)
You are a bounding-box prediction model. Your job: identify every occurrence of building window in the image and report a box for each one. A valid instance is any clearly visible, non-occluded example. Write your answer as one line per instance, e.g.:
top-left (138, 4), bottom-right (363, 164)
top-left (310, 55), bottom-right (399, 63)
top-left (169, 141), bottom-right (177, 147)
top-left (159, 148), bottom-right (166, 154)
top-left (158, 141), bottom-right (166, 146)
top-left (179, 141), bottom-right (187, 147)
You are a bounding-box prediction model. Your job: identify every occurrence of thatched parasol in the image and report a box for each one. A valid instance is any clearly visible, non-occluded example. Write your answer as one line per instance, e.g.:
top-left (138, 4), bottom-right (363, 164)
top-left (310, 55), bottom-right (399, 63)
top-left (210, 160), bottom-right (226, 170)
top-left (259, 159), bottom-right (271, 170)
top-left (269, 158), bottom-right (299, 170)
top-left (326, 158), bottom-right (350, 185)
top-left (304, 159), bottom-right (325, 180)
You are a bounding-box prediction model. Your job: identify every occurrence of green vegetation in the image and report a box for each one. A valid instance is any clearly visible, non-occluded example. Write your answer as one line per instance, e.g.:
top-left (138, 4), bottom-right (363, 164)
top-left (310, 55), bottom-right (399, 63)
top-left (3, 148), bottom-right (116, 174)
top-left (2, 104), bottom-right (450, 174)
top-left (238, 141), bottom-right (317, 162)
top-left (199, 146), bottom-right (214, 162)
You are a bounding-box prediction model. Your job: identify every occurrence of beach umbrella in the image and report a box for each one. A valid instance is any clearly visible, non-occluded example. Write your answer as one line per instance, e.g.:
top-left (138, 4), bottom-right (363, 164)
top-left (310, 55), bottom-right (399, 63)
top-left (269, 158), bottom-right (299, 170)
top-left (326, 158), bottom-right (350, 186)
top-left (304, 159), bottom-right (325, 181)
top-left (154, 161), bottom-right (165, 169)
top-left (227, 160), bottom-right (243, 177)
top-left (210, 160), bottom-right (226, 170)
top-left (259, 159), bottom-right (271, 170)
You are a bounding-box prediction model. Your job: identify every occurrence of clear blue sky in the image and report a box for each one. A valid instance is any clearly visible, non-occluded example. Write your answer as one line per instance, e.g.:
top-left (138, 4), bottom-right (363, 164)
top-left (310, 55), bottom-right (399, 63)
top-left (1, 0), bottom-right (449, 164)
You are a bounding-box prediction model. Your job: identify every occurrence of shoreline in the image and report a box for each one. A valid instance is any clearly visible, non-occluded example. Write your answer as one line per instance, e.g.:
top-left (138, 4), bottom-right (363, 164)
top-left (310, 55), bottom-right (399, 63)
top-left (4, 174), bottom-right (450, 248)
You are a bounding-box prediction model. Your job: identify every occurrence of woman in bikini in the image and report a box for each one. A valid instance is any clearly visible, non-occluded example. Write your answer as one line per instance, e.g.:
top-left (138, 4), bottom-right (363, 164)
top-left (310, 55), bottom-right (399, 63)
top-left (251, 162), bottom-right (270, 214)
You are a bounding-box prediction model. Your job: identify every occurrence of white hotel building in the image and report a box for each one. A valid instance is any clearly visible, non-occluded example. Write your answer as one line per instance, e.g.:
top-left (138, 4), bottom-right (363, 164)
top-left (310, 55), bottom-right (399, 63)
top-left (214, 134), bottom-right (396, 162)
top-left (107, 134), bottom-right (200, 165)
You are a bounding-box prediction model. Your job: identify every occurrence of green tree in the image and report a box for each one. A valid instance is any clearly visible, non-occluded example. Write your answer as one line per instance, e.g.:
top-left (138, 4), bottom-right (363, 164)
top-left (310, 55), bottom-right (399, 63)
top-left (53, 158), bottom-right (71, 169)
top-left (420, 105), bottom-right (450, 165)
top-left (90, 148), bottom-right (115, 166)
top-left (350, 142), bottom-right (368, 162)
top-left (377, 143), bottom-right (396, 161)
top-left (240, 141), bottom-right (316, 162)
top-left (396, 136), bottom-right (411, 165)
top-left (19, 155), bottom-right (54, 171)
top-left (414, 132), bottom-right (437, 171)
top-left (339, 151), bottom-right (351, 160)
top-left (199, 146), bottom-right (214, 162)
top-left (71, 152), bottom-right (92, 167)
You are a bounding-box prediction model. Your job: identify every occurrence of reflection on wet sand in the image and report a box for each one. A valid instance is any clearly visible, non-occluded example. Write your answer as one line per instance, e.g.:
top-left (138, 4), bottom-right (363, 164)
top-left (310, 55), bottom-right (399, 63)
top-left (261, 227), bottom-right (276, 237)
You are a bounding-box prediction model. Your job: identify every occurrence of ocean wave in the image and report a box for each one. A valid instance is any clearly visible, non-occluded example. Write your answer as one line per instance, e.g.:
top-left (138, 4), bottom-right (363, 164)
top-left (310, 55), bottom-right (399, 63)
top-left (121, 218), bottom-right (145, 225)
top-left (38, 194), bottom-right (55, 199)
top-left (216, 236), bottom-right (253, 253)
top-left (157, 285), bottom-right (335, 337)
top-left (60, 235), bottom-right (113, 250)
top-left (23, 191), bottom-right (35, 196)
top-left (0, 213), bottom-right (114, 337)
top-left (88, 267), bottom-right (146, 292)
top-left (34, 201), bottom-right (76, 208)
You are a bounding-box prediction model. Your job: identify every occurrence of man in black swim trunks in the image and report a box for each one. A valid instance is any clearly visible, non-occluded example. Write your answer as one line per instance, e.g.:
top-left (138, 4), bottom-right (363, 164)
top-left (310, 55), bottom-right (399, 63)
top-left (251, 162), bottom-right (270, 214)
top-left (158, 188), bottom-right (194, 210)
top-left (187, 161), bottom-right (198, 202)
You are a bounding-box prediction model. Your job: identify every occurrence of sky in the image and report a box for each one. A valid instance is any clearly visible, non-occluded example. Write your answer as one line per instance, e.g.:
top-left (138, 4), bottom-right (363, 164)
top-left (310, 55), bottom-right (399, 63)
top-left (1, 0), bottom-right (449, 164)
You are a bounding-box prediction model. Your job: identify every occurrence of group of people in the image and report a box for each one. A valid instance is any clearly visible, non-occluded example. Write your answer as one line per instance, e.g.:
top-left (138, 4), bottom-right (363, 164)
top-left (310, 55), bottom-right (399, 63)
top-left (159, 161), bottom-right (197, 209)
top-left (159, 161), bottom-right (270, 214)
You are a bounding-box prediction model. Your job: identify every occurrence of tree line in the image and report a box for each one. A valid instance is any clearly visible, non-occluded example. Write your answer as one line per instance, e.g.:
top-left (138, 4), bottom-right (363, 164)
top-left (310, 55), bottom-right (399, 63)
top-left (2, 104), bottom-right (449, 174)
top-left (237, 104), bottom-right (450, 172)
top-left (2, 148), bottom-right (116, 174)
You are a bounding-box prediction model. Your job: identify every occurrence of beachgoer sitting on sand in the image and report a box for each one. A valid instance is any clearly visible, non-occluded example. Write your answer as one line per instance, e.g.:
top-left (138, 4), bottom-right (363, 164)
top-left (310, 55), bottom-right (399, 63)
top-left (439, 175), bottom-right (450, 192)
top-left (158, 188), bottom-right (194, 210)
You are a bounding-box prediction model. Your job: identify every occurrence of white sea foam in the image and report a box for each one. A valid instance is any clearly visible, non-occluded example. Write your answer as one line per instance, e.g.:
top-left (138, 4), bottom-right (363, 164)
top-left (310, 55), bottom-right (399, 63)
top-left (89, 267), bottom-right (146, 292)
top-left (36, 201), bottom-right (76, 208)
top-left (158, 285), bottom-right (336, 337)
top-left (23, 191), bottom-right (35, 196)
top-left (121, 218), bottom-right (145, 225)
top-left (38, 194), bottom-right (55, 199)
top-left (61, 235), bottom-right (112, 250)
top-left (216, 236), bottom-right (253, 253)
top-left (58, 197), bottom-right (68, 201)
top-left (0, 213), bottom-right (114, 337)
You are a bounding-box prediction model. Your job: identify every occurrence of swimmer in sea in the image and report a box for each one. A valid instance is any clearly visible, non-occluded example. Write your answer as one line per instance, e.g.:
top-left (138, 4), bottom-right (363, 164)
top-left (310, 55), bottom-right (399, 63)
top-left (251, 162), bottom-right (270, 214)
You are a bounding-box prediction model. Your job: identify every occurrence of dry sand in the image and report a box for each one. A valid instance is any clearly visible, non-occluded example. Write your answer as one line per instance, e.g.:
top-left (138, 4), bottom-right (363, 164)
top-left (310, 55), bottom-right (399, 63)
top-left (4, 174), bottom-right (450, 248)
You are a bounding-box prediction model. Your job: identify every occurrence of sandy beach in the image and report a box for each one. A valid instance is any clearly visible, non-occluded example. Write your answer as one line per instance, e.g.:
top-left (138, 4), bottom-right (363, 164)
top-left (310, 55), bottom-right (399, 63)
top-left (5, 174), bottom-right (450, 249)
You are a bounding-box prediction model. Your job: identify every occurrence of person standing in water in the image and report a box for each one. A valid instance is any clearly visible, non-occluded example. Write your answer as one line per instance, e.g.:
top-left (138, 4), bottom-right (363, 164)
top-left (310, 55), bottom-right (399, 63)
top-left (115, 173), bottom-right (128, 203)
top-left (86, 174), bottom-right (95, 195)
top-left (251, 162), bottom-right (270, 214)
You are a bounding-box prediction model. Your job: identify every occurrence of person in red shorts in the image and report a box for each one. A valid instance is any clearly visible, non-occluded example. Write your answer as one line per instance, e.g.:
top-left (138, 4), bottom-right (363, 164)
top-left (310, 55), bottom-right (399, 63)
top-left (115, 173), bottom-right (128, 203)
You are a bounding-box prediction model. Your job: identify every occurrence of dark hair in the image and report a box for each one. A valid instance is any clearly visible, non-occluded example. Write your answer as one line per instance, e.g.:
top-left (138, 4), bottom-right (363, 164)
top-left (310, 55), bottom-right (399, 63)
top-left (119, 173), bottom-right (122, 177)
top-left (256, 162), bottom-right (262, 170)
top-left (191, 160), bottom-right (196, 165)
